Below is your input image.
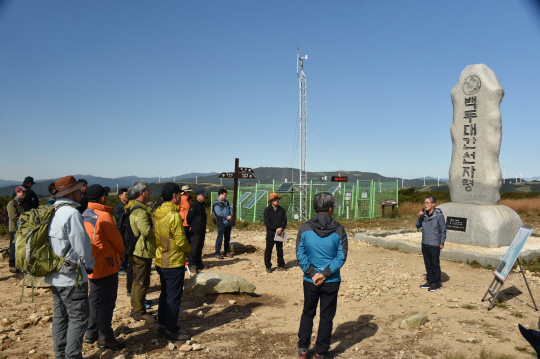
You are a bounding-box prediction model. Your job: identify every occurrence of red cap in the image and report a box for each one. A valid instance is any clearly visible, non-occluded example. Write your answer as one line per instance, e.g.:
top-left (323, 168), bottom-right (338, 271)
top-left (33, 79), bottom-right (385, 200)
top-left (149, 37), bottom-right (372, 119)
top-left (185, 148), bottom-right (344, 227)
top-left (14, 186), bottom-right (28, 193)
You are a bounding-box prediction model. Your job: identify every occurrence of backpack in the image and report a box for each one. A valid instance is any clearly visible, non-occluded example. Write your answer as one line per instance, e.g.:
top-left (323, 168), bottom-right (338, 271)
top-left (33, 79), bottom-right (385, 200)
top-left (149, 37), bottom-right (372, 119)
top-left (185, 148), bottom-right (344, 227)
top-left (118, 205), bottom-right (143, 256)
top-left (2, 203), bottom-right (11, 226)
top-left (211, 202), bottom-right (218, 224)
top-left (15, 203), bottom-right (81, 303)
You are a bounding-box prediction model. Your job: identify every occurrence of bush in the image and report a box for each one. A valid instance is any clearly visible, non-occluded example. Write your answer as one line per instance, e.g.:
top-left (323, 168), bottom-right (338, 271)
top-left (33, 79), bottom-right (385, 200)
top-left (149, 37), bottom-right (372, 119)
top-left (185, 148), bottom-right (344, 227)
top-left (398, 187), bottom-right (450, 204)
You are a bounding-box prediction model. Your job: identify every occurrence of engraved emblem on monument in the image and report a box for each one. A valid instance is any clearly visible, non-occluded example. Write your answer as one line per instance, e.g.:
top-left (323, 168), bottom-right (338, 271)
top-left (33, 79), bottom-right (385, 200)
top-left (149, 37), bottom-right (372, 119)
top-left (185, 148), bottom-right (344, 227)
top-left (462, 75), bottom-right (481, 95)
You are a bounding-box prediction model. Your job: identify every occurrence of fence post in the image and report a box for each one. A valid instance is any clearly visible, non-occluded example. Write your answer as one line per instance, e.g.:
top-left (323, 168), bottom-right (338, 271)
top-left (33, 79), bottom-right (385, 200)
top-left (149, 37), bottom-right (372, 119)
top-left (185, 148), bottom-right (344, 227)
top-left (396, 179), bottom-right (399, 217)
top-left (253, 183), bottom-right (258, 223)
top-left (341, 183), bottom-right (346, 219)
top-left (370, 180), bottom-right (374, 219)
top-left (355, 180), bottom-right (359, 219)
top-left (309, 180), bottom-right (313, 219)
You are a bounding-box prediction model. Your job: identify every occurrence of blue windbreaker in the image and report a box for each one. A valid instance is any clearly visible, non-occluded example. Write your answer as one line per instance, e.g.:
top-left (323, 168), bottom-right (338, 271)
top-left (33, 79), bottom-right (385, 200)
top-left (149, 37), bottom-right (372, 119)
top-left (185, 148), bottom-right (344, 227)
top-left (296, 213), bottom-right (348, 283)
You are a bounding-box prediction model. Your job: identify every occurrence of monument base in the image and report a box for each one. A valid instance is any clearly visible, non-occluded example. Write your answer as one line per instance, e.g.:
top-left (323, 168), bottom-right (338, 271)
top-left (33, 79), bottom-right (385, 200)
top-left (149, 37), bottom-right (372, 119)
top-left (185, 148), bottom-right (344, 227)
top-left (437, 203), bottom-right (523, 248)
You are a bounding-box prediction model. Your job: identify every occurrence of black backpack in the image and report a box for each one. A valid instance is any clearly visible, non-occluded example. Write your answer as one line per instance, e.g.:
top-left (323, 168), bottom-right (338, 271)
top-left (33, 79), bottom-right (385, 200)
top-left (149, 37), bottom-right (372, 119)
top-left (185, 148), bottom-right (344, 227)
top-left (118, 205), bottom-right (143, 255)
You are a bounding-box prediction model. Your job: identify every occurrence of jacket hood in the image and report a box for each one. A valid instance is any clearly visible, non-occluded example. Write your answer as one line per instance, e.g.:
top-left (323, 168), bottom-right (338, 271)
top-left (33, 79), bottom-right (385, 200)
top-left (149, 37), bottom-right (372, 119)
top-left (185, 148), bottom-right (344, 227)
top-left (87, 202), bottom-right (113, 213)
top-left (154, 201), bottom-right (180, 222)
top-left (125, 199), bottom-right (147, 211)
top-left (307, 213), bottom-right (341, 237)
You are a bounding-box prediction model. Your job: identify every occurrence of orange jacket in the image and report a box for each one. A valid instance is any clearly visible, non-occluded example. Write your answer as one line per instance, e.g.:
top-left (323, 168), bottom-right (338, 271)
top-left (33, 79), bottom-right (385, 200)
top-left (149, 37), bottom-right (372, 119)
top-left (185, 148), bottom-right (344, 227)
top-left (82, 202), bottom-right (124, 279)
top-left (179, 194), bottom-right (192, 227)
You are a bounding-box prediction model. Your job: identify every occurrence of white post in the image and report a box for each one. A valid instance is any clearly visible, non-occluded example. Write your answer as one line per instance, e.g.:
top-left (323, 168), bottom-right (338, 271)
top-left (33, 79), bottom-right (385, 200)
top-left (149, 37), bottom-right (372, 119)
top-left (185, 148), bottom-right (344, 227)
top-left (220, 178), bottom-right (223, 185)
top-left (423, 175), bottom-right (426, 186)
top-left (196, 176), bottom-right (198, 184)
top-left (116, 183), bottom-right (118, 194)
top-left (438, 176), bottom-right (440, 187)
top-left (401, 179), bottom-right (404, 188)
top-left (173, 174), bottom-right (175, 182)
top-left (515, 174), bottom-right (518, 183)
top-left (347, 205), bottom-right (349, 219)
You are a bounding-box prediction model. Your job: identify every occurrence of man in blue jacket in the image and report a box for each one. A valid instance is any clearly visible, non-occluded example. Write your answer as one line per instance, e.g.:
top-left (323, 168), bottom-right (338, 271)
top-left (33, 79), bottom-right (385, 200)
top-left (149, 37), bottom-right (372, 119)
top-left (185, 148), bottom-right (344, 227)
top-left (296, 192), bottom-right (348, 359)
top-left (416, 195), bottom-right (446, 292)
top-left (214, 189), bottom-right (234, 259)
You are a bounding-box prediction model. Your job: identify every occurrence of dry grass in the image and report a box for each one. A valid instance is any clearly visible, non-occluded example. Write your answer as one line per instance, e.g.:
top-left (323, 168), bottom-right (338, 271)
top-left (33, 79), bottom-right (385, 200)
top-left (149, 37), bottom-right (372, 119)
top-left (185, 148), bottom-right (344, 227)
top-left (500, 198), bottom-right (540, 215)
top-left (398, 202), bottom-right (423, 216)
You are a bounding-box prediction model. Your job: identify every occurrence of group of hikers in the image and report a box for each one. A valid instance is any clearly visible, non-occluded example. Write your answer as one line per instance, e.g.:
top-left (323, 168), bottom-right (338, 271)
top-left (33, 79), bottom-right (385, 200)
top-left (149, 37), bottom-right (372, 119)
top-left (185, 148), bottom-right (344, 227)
top-left (4, 174), bottom-right (354, 359)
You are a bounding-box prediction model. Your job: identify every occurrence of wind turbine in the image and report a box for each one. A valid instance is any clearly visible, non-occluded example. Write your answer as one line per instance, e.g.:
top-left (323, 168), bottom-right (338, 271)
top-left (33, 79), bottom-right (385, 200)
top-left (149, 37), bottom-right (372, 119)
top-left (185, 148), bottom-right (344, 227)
top-left (437, 176), bottom-right (440, 187)
top-left (423, 174), bottom-right (426, 186)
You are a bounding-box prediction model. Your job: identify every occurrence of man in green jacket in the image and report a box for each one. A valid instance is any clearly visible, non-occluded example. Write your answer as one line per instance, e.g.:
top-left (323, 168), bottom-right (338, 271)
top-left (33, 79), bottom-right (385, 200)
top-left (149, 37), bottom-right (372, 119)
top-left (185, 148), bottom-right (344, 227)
top-left (126, 181), bottom-right (156, 321)
top-left (7, 186), bottom-right (27, 273)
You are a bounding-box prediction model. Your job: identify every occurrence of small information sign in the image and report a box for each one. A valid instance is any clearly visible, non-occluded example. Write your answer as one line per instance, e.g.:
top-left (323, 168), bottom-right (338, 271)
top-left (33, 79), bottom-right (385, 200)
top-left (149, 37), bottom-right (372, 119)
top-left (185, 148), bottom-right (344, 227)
top-left (361, 192), bottom-right (368, 199)
top-left (446, 216), bottom-right (467, 232)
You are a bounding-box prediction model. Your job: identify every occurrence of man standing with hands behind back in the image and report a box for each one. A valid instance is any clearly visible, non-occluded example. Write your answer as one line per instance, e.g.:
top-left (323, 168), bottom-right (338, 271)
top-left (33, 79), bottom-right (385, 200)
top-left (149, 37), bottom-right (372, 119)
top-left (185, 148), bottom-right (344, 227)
top-left (416, 195), bottom-right (446, 292)
top-left (296, 192), bottom-right (347, 359)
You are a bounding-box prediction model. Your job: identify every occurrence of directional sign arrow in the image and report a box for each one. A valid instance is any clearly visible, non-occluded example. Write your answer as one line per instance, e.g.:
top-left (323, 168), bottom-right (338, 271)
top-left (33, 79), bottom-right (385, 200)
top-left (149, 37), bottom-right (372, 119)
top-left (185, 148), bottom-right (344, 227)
top-left (218, 172), bottom-right (256, 179)
top-left (236, 167), bottom-right (254, 173)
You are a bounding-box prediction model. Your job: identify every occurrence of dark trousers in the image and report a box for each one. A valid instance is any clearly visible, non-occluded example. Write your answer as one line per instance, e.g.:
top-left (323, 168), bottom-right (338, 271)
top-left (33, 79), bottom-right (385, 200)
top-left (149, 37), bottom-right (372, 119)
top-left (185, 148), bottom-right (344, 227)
top-left (51, 282), bottom-right (90, 359)
top-left (126, 254), bottom-right (134, 294)
top-left (183, 226), bottom-right (190, 242)
top-left (189, 233), bottom-right (206, 267)
top-left (130, 255), bottom-right (152, 313)
top-left (264, 233), bottom-right (284, 269)
top-left (422, 245), bottom-right (441, 285)
top-left (155, 265), bottom-right (185, 333)
top-left (298, 281), bottom-right (340, 355)
top-left (120, 253), bottom-right (129, 272)
top-left (9, 231), bottom-right (16, 268)
top-left (87, 273), bottom-right (119, 341)
top-left (215, 225), bottom-right (232, 255)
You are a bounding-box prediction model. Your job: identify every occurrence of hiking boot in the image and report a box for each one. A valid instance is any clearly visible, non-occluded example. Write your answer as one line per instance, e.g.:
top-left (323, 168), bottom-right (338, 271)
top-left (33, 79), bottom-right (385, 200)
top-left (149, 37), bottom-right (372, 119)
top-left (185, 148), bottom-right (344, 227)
top-left (96, 338), bottom-right (126, 351)
top-left (315, 351), bottom-right (334, 359)
top-left (276, 267), bottom-right (286, 271)
top-left (298, 348), bottom-right (309, 359)
top-left (266, 268), bottom-right (272, 273)
top-left (196, 264), bottom-right (205, 271)
top-left (9, 267), bottom-right (20, 274)
top-left (429, 283), bottom-right (441, 292)
top-left (84, 332), bottom-right (98, 344)
top-left (159, 328), bottom-right (191, 343)
top-left (224, 253), bottom-right (234, 258)
top-left (130, 310), bottom-right (154, 321)
top-left (215, 254), bottom-right (224, 259)
top-left (419, 282), bottom-right (431, 289)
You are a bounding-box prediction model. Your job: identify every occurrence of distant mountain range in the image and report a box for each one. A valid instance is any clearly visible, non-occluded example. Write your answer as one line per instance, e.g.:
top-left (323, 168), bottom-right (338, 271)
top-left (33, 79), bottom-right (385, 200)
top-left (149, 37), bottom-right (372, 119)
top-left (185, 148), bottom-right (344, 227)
top-left (0, 169), bottom-right (537, 199)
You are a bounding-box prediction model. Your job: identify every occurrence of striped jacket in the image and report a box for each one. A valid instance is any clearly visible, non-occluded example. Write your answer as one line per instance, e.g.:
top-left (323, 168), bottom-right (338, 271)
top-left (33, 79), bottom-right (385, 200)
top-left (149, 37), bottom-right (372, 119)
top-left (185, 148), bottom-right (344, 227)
top-left (154, 202), bottom-right (191, 268)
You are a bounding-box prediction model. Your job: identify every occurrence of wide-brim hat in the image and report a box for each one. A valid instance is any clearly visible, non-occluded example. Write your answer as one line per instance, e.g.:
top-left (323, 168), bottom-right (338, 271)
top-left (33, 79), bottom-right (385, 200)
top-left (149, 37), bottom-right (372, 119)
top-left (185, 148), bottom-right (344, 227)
top-left (53, 176), bottom-right (85, 198)
top-left (181, 185), bottom-right (192, 192)
top-left (268, 193), bottom-right (282, 203)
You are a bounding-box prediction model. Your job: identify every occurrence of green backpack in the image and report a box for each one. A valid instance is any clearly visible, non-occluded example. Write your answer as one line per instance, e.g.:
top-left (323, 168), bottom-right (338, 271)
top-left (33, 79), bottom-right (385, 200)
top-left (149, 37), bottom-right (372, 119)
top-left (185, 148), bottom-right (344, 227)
top-left (15, 204), bottom-right (82, 302)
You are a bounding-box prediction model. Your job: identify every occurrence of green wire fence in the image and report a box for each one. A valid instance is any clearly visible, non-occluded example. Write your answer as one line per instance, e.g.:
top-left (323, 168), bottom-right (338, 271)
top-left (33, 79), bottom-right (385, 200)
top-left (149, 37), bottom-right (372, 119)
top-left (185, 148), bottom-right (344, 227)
top-left (210, 179), bottom-right (399, 223)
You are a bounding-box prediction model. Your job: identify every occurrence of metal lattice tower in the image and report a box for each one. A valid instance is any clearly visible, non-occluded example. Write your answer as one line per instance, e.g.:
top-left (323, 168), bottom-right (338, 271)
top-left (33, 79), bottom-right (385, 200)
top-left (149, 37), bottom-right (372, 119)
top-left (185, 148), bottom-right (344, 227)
top-left (297, 50), bottom-right (308, 221)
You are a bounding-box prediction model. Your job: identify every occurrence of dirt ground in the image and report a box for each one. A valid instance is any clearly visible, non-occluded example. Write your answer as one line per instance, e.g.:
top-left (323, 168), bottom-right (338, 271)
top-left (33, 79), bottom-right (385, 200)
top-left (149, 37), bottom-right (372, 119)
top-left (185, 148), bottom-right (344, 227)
top-left (0, 219), bottom-right (539, 359)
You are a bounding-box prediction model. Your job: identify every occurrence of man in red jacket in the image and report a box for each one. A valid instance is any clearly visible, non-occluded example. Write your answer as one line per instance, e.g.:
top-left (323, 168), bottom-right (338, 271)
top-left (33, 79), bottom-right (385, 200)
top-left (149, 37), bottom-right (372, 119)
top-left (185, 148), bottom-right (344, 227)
top-left (82, 185), bottom-right (125, 351)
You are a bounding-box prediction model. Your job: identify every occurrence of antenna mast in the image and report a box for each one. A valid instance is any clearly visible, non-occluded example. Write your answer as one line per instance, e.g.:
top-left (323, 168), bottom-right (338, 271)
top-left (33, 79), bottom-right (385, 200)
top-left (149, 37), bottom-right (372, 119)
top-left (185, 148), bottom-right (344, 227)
top-left (297, 49), bottom-right (308, 221)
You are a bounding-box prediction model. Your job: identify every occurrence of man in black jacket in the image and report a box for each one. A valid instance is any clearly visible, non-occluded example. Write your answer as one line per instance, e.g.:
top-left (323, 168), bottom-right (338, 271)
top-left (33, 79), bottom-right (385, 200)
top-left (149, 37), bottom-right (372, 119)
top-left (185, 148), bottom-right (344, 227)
top-left (186, 190), bottom-right (208, 273)
top-left (263, 193), bottom-right (288, 273)
top-left (12, 176), bottom-right (39, 211)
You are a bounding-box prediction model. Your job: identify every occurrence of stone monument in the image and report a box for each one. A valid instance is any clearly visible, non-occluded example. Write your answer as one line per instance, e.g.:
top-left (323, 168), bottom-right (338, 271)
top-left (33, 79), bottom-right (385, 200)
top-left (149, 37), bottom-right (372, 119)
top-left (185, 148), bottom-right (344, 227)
top-left (437, 64), bottom-right (522, 248)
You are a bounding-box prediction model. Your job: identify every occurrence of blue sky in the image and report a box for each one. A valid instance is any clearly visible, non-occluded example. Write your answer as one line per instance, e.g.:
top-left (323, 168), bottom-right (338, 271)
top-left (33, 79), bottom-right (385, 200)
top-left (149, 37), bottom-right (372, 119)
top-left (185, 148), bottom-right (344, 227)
top-left (1, 0), bottom-right (539, 182)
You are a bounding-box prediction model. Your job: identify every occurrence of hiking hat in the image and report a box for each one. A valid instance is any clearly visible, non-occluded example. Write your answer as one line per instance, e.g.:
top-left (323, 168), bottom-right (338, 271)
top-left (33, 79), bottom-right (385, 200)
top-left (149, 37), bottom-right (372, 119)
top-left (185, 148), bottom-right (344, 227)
top-left (53, 176), bottom-right (86, 198)
top-left (195, 189), bottom-right (207, 196)
top-left (268, 193), bottom-right (282, 203)
top-left (181, 185), bottom-right (192, 192)
top-left (14, 186), bottom-right (28, 193)
top-left (86, 184), bottom-right (111, 199)
top-left (24, 176), bottom-right (35, 184)
top-left (162, 183), bottom-right (181, 198)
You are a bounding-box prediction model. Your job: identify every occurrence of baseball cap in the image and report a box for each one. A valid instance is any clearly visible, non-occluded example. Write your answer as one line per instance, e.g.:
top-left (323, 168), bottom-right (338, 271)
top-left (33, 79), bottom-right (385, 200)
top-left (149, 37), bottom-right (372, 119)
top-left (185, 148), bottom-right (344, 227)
top-left (86, 184), bottom-right (111, 199)
top-left (14, 186), bottom-right (28, 193)
top-left (24, 176), bottom-right (35, 184)
top-left (196, 189), bottom-right (207, 196)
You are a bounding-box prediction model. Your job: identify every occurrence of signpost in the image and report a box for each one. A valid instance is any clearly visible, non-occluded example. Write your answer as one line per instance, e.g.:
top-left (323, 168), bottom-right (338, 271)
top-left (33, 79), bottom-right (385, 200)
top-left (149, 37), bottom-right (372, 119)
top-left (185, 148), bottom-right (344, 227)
top-left (218, 158), bottom-right (255, 227)
top-left (481, 226), bottom-right (537, 311)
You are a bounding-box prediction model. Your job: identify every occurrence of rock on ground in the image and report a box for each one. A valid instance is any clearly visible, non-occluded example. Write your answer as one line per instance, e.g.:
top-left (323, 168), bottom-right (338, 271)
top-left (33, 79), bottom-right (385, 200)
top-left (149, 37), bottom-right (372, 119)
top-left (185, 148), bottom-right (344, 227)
top-left (399, 312), bottom-right (428, 329)
top-left (184, 273), bottom-right (256, 296)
